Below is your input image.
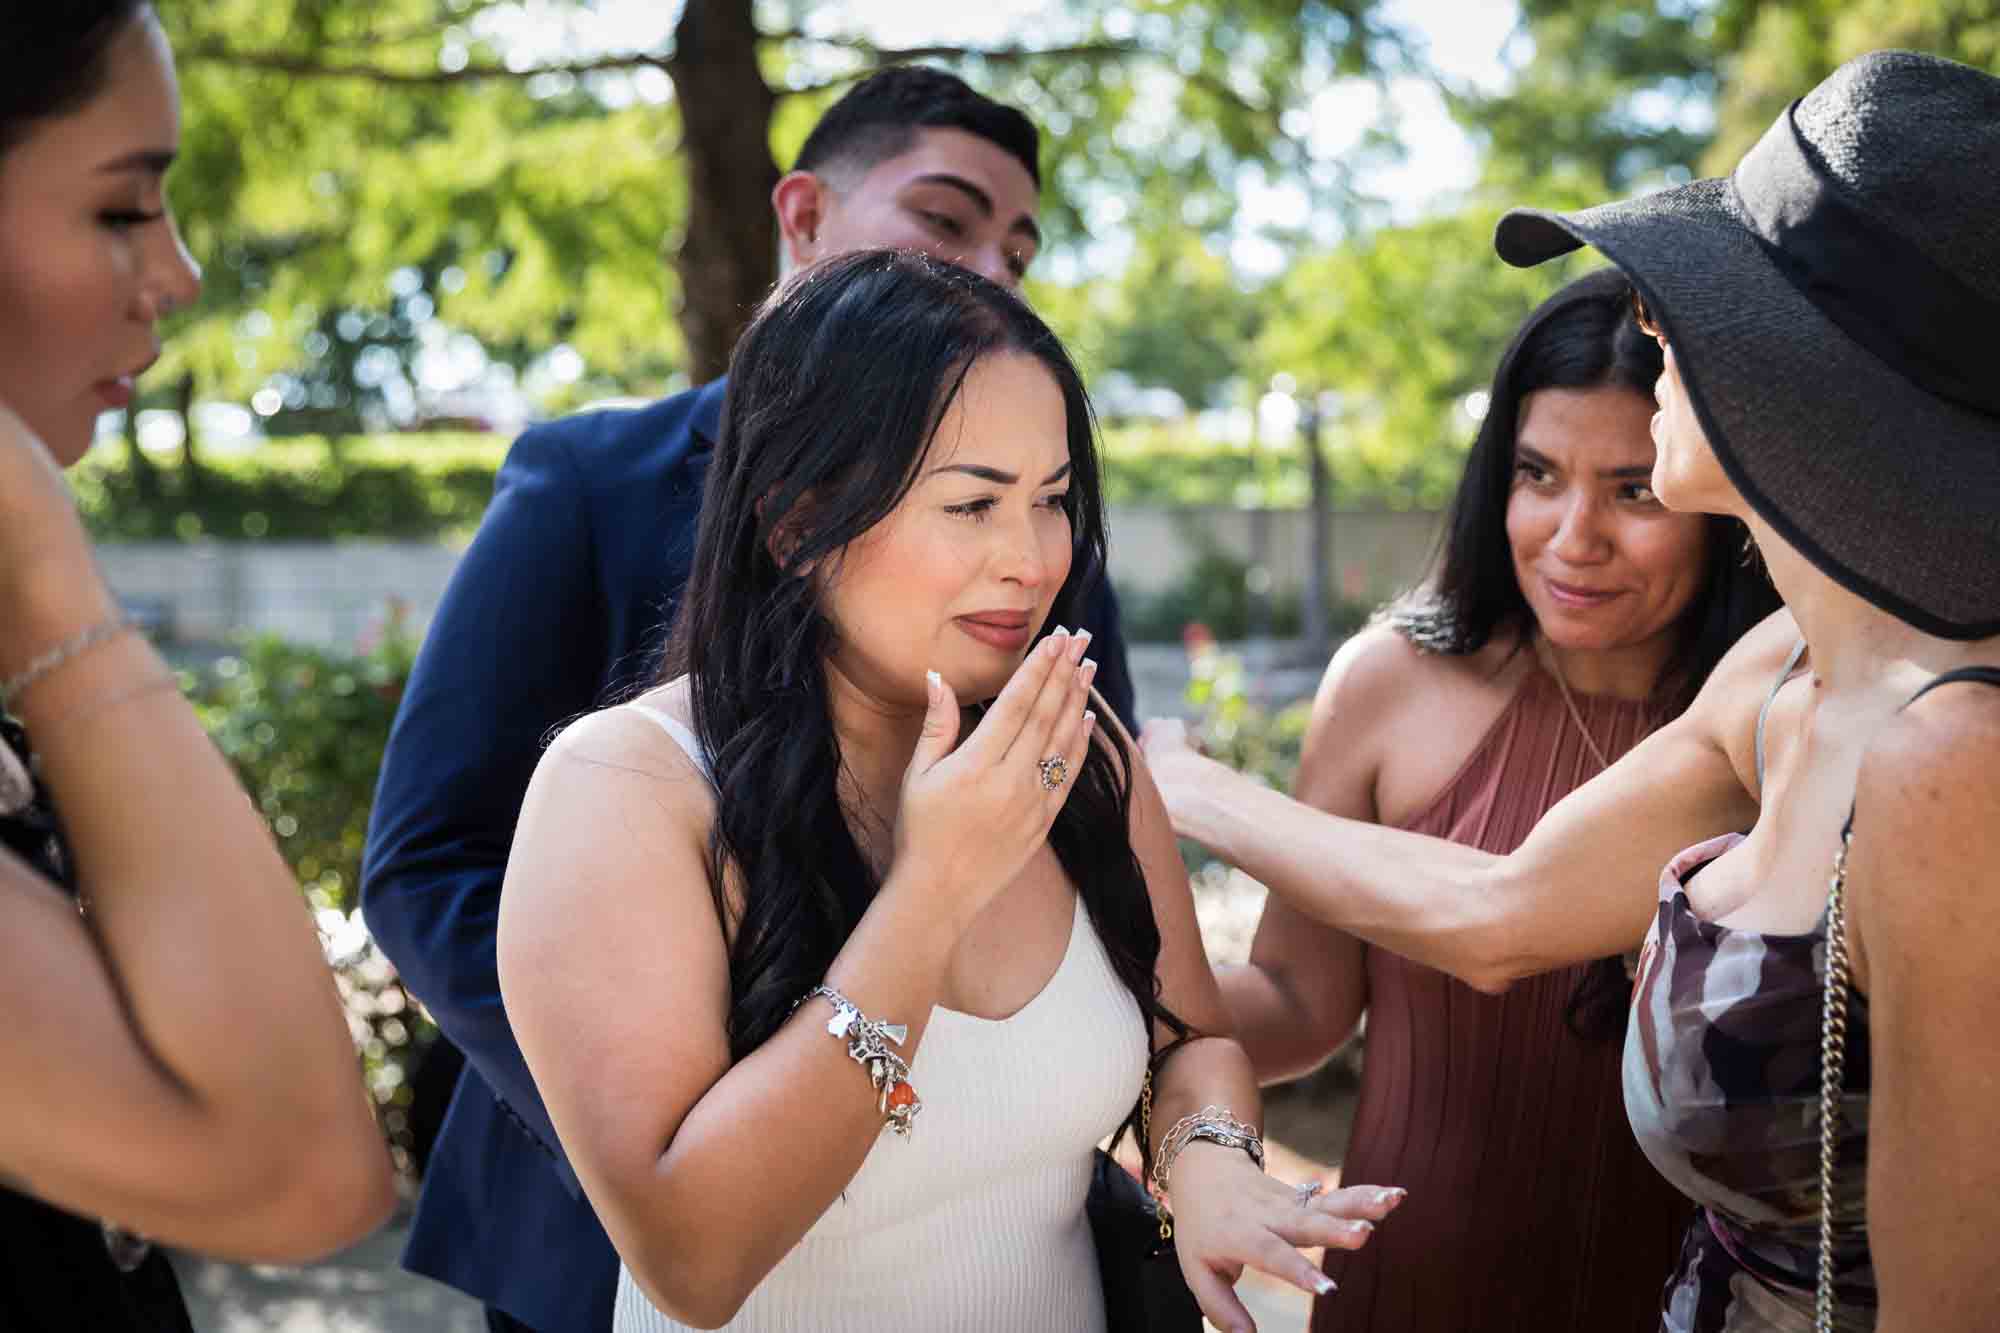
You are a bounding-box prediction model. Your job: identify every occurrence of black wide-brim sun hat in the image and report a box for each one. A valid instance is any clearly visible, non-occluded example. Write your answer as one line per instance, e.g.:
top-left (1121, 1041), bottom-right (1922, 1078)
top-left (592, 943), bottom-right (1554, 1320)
top-left (1494, 49), bottom-right (2000, 640)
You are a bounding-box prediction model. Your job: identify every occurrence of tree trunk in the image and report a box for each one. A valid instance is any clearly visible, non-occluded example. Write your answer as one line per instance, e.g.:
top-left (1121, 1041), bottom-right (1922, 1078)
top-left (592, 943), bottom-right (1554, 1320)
top-left (668, 0), bottom-right (779, 384)
top-left (174, 370), bottom-right (206, 502)
top-left (1301, 397), bottom-right (1333, 659)
top-left (121, 407), bottom-right (162, 506)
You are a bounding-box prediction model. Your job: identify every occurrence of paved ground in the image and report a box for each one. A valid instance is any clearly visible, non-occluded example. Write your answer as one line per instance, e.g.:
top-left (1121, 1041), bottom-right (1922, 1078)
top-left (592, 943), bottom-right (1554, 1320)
top-left (172, 1214), bottom-right (482, 1333)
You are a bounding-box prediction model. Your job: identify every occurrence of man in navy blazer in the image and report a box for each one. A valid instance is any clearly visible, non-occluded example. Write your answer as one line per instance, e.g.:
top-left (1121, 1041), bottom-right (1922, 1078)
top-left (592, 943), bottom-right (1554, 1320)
top-left (361, 67), bottom-right (1136, 1333)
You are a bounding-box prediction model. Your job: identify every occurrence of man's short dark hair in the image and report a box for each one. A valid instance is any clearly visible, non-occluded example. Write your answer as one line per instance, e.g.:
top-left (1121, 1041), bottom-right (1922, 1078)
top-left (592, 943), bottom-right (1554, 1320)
top-left (793, 65), bottom-right (1040, 189)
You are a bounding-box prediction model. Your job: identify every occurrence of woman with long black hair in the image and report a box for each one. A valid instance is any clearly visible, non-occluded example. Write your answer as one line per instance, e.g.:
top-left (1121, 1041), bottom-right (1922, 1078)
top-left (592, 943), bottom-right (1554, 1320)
top-left (496, 250), bottom-right (1404, 1333)
top-left (0, 6), bottom-right (397, 1330)
top-left (1200, 268), bottom-right (1778, 1331)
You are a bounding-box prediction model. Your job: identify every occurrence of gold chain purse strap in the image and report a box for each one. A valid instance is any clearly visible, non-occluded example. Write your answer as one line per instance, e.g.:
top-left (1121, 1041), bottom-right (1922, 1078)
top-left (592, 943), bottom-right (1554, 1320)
top-left (1814, 824), bottom-right (1854, 1333)
top-left (1138, 1066), bottom-right (1172, 1242)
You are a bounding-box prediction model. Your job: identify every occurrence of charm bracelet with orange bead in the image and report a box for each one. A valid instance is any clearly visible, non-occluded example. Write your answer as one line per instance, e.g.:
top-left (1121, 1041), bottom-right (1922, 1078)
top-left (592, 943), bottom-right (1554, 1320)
top-left (798, 984), bottom-right (923, 1138)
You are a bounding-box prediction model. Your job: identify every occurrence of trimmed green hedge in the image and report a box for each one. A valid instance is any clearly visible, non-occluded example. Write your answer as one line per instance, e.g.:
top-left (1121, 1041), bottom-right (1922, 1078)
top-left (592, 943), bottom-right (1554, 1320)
top-left (74, 426), bottom-right (1337, 543)
top-left (74, 434), bottom-right (508, 542)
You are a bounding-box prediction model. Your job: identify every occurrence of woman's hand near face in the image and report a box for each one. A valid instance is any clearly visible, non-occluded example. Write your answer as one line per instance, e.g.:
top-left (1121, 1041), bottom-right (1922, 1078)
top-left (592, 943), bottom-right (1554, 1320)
top-left (892, 625), bottom-right (1097, 936)
top-left (0, 404), bottom-right (116, 659)
top-left (1167, 1145), bottom-right (1405, 1331)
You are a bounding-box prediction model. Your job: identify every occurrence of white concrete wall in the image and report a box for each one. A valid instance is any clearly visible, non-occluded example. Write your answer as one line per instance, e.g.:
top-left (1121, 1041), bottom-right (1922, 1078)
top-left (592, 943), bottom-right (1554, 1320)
top-left (99, 542), bottom-right (464, 650)
top-left (97, 506), bottom-right (1443, 652)
top-left (1105, 506), bottom-right (1442, 603)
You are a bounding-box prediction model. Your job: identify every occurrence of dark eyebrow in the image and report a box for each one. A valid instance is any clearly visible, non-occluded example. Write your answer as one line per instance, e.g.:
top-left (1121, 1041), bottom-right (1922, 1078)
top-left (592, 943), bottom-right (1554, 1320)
top-left (927, 460), bottom-right (1072, 486)
top-left (97, 150), bottom-right (176, 177)
top-left (1516, 444), bottom-right (1653, 481)
top-left (909, 172), bottom-right (1043, 249)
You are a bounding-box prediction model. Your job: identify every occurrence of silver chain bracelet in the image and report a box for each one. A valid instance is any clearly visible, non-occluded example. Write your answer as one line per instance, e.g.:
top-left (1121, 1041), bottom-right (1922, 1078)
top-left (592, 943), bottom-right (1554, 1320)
top-left (1, 615), bottom-right (135, 711)
top-left (1152, 1105), bottom-right (1264, 1197)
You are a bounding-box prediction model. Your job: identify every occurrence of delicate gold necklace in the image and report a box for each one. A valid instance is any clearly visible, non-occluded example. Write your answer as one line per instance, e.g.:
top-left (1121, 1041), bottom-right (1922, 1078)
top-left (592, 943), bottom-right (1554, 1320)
top-left (1534, 636), bottom-right (1613, 773)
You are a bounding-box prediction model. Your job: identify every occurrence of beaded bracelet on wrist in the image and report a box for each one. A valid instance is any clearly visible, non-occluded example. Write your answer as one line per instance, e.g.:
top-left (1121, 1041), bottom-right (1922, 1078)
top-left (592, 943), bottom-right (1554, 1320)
top-left (797, 985), bottom-right (923, 1139)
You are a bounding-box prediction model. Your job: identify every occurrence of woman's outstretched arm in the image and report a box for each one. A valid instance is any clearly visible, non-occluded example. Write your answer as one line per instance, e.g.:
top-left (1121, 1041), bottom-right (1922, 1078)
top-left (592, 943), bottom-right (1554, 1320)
top-left (1144, 611), bottom-right (1796, 993)
top-left (0, 407), bottom-right (395, 1261)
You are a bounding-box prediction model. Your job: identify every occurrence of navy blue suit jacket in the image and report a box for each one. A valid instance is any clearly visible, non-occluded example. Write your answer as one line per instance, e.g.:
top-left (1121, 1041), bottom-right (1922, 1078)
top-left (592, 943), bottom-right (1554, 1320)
top-left (360, 379), bottom-right (1134, 1332)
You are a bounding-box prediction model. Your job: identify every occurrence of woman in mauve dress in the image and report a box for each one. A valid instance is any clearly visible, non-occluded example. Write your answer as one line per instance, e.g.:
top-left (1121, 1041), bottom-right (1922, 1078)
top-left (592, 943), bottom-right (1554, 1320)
top-left (1190, 269), bottom-right (1776, 1331)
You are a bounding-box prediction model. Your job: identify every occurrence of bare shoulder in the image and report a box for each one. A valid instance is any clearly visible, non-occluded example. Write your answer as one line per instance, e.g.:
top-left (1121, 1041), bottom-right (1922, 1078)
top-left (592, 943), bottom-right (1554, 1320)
top-left (1310, 624), bottom-right (1524, 823)
top-left (545, 680), bottom-right (705, 782)
top-left (1679, 607), bottom-right (1801, 771)
top-left (522, 682), bottom-right (716, 862)
top-left (1859, 671), bottom-right (2000, 835)
top-left (1311, 623), bottom-right (1508, 740)
top-left (1319, 622), bottom-right (1464, 704)
top-left (1850, 670), bottom-right (2000, 972)
top-left (1703, 605), bottom-right (1798, 685)
top-left (502, 683), bottom-right (723, 969)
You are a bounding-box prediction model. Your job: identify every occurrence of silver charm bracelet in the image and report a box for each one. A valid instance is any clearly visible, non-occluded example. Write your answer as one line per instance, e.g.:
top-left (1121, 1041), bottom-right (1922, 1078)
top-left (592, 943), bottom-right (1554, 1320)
top-left (797, 985), bottom-right (923, 1139)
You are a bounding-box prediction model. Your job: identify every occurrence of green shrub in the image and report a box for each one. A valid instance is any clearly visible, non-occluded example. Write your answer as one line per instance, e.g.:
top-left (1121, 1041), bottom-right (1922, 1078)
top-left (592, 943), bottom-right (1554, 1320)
top-left (73, 434), bottom-right (508, 542)
top-left (1125, 545), bottom-right (1305, 643)
top-left (181, 606), bottom-right (434, 1173)
top-left (73, 426), bottom-right (1413, 544)
top-left (1100, 427), bottom-right (1312, 508)
top-left (1123, 538), bottom-right (1375, 644)
top-left (1181, 645), bottom-right (1314, 794)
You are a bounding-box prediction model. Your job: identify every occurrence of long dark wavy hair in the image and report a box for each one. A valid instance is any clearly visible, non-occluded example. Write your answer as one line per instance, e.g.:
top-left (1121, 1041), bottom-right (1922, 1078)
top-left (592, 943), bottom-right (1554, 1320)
top-left (659, 249), bottom-right (1188, 1070)
top-left (1390, 267), bottom-right (1781, 1037)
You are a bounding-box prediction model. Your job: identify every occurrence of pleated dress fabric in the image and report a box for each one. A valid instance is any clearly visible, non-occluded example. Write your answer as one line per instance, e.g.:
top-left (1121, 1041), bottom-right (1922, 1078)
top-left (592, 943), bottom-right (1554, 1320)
top-left (611, 706), bottom-right (1150, 1333)
top-left (1312, 668), bottom-right (1694, 1333)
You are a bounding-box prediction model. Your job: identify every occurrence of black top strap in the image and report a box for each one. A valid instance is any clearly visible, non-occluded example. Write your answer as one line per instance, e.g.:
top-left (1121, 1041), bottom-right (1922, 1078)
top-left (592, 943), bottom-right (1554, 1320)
top-left (1843, 665), bottom-right (2000, 839)
top-left (1904, 665), bottom-right (2000, 708)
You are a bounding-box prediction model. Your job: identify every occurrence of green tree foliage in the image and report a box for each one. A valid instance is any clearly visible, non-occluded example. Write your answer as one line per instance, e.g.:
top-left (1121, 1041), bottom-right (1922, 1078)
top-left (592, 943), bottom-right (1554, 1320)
top-left (1255, 208), bottom-right (1596, 508)
top-left (1453, 1), bottom-right (1719, 197)
top-left (1033, 228), bottom-right (1266, 412)
top-left (1702, 0), bottom-right (2000, 171)
top-left (157, 0), bottom-right (1407, 404)
top-left (159, 0), bottom-right (688, 421)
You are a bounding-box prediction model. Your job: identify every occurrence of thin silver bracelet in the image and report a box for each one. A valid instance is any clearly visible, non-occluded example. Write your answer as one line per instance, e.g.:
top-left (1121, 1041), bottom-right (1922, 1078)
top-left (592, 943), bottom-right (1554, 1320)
top-left (798, 985), bottom-right (923, 1139)
top-left (1, 615), bottom-right (135, 711)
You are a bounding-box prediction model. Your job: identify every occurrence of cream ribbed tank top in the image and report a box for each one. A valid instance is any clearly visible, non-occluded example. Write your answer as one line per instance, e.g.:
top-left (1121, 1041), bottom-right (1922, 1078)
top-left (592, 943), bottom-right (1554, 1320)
top-left (611, 704), bottom-right (1149, 1333)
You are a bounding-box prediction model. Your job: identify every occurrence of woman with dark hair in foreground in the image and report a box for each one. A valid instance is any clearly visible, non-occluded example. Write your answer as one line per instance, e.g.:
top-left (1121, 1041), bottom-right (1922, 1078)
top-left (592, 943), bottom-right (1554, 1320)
top-left (1209, 267), bottom-right (1777, 1331)
top-left (1148, 50), bottom-right (2000, 1332)
top-left (497, 250), bottom-right (1404, 1333)
top-left (0, 6), bottom-right (397, 1330)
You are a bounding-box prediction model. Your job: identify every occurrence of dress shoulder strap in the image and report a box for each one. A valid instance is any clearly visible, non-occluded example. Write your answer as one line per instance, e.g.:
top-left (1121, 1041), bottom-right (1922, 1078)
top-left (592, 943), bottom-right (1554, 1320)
top-left (1839, 665), bottom-right (2000, 840)
top-left (1755, 637), bottom-right (1809, 795)
top-left (1903, 664), bottom-right (2000, 707)
top-left (627, 702), bottom-right (712, 780)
